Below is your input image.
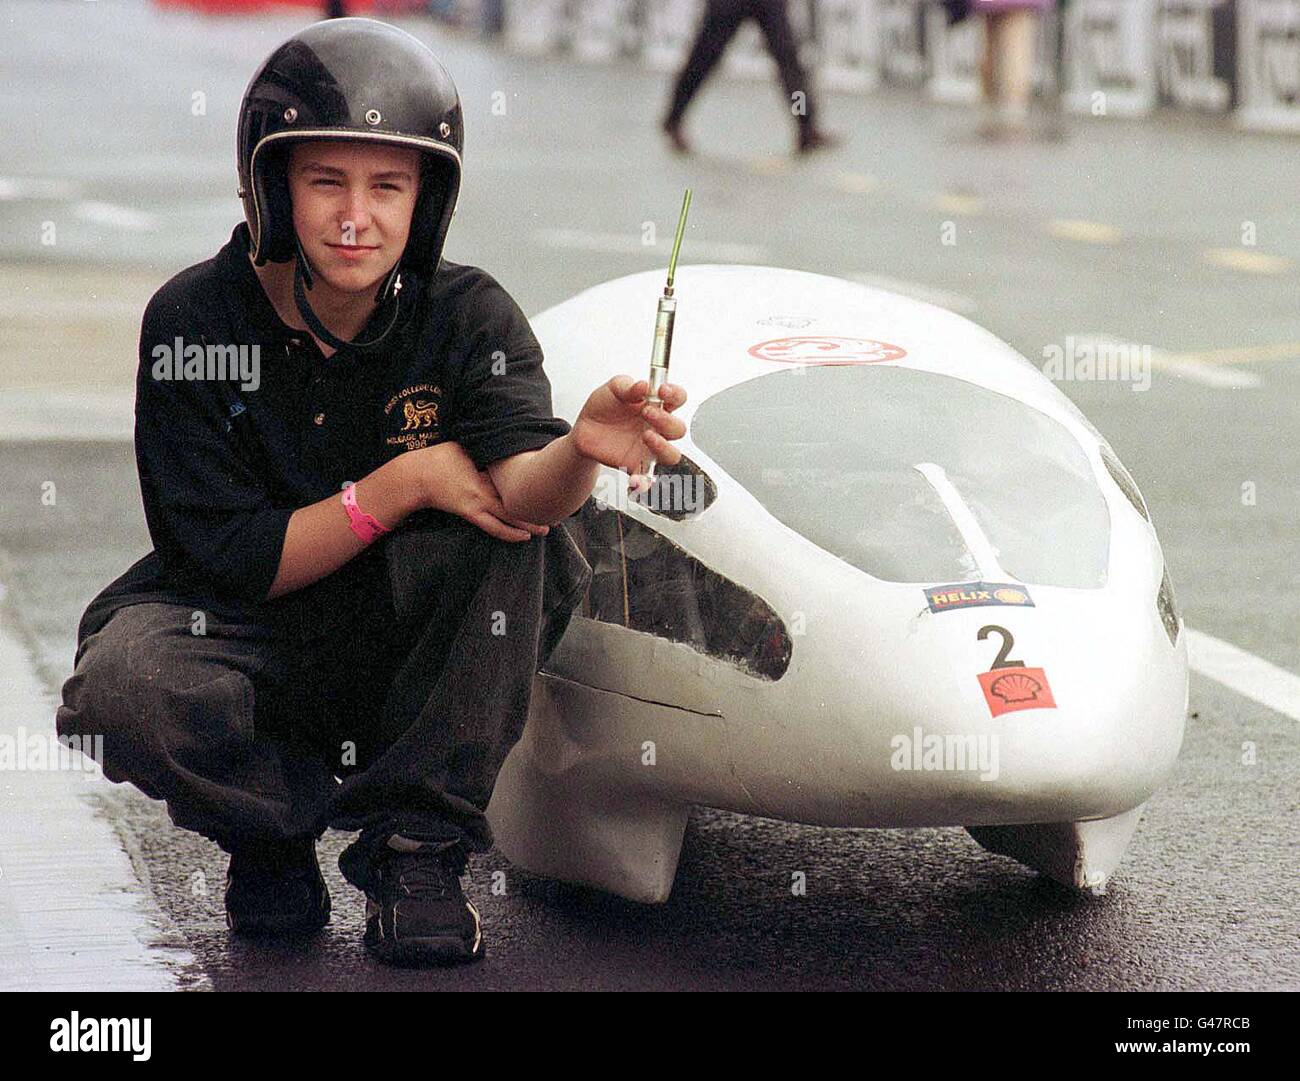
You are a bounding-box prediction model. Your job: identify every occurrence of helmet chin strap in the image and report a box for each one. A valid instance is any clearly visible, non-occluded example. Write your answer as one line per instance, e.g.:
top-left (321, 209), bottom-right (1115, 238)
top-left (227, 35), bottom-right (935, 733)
top-left (292, 239), bottom-right (406, 354)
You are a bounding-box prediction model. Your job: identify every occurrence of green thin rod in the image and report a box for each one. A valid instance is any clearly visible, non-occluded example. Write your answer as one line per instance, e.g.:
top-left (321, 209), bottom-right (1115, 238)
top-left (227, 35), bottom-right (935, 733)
top-left (665, 188), bottom-right (692, 294)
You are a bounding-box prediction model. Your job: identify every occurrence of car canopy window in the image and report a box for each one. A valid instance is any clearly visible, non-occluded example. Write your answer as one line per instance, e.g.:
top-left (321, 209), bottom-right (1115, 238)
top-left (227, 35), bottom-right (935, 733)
top-left (690, 365), bottom-right (1110, 588)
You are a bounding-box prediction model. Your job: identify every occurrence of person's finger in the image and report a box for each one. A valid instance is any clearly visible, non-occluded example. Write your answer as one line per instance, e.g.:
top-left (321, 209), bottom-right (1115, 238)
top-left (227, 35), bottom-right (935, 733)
top-left (503, 516), bottom-right (550, 536)
top-left (480, 493), bottom-right (514, 520)
top-left (472, 512), bottom-right (531, 542)
top-left (640, 428), bottom-right (683, 466)
top-left (608, 374), bottom-right (649, 404)
top-left (656, 383), bottom-right (688, 411)
top-left (639, 403), bottom-right (687, 440)
top-left (479, 497), bottom-right (543, 539)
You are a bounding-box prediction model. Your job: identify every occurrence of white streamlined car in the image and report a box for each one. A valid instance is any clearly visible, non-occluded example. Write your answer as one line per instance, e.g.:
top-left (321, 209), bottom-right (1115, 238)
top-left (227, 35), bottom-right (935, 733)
top-left (486, 266), bottom-right (1188, 902)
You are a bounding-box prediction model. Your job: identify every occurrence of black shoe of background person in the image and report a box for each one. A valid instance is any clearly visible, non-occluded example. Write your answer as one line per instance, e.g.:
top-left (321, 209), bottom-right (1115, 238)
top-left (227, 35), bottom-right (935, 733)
top-left (798, 129), bottom-right (842, 155)
top-left (661, 119), bottom-right (691, 155)
top-left (225, 836), bottom-right (331, 936)
top-left (364, 837), bottom-right (484, 966)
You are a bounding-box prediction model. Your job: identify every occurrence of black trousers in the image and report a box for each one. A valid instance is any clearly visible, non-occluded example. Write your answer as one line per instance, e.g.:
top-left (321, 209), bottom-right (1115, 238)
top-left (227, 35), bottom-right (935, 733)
top-left (55, 513), bottom-right (591, 894)
top-left (665, 0), bottom-right (817, 137)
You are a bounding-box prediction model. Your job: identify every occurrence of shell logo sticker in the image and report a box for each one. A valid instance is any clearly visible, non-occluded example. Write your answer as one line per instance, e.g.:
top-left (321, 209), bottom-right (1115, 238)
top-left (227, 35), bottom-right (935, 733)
top-left (748, 336), bottom-right (907, 366)
top-left (978, 667), bottom-right (1057, 717)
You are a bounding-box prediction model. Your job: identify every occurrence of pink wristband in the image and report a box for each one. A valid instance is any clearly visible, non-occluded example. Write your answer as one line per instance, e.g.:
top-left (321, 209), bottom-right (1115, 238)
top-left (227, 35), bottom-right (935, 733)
top-left (341, 483), bottom-right (390, 544)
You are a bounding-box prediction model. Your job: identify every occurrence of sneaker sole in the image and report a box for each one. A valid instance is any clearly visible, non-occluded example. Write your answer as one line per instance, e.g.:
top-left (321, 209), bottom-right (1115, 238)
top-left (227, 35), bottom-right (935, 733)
top-left (365, 933), bottom-right (485, 967)
top-left (226, 907), bottom-right (331, 937)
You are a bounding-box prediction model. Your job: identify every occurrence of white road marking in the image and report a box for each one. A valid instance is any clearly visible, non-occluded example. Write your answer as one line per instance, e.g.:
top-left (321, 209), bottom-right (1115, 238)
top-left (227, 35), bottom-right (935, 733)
top-left (750, 157), bottom-right (791, 176)
top-left (536, 228), bottom-right (767, 262)
top-left (1181, 341), bottom-right (1300, 366)
top-left (1148, 349), bottom-right (1262, 389)
top-left (1068, 334), bottom-right (1262, 389)
top-left (1186, 628), bottom-right (1300, 724)
top-left (0, 592), bottom-right (189, 989)
top-left (932, 193), bottom-right (984, 216)
top-left (0, 176), bottom-right (82, 201)
top-left (848, 273), bottom-right (979, 314)
top-left (835, 172), bottom-right (879, 194)
top-left (1202, 248), bottom-right (1293, 275)
top-left (1048, 219), bottom-right (1123, 244)
top-left (0, 388), bottom-right (134, 442)
top-left (72, 201), bottom-right (160, 232)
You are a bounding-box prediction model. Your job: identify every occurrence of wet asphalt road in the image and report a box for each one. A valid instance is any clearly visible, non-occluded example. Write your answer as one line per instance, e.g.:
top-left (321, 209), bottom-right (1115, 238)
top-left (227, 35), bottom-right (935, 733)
top-left (0, 0), bottom-right (1296, 990)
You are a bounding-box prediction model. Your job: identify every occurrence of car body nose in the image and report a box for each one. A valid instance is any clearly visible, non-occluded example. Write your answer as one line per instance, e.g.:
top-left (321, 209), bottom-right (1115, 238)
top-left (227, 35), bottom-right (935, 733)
top-left (723, 569), bottom-right (1187, 829)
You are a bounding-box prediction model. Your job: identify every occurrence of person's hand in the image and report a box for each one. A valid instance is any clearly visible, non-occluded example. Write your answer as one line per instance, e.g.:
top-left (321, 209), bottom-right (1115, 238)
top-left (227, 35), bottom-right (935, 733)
top-left (570, 376), bottom-right (688, 491)
top-left (402, 441), bottom-right (550, 542)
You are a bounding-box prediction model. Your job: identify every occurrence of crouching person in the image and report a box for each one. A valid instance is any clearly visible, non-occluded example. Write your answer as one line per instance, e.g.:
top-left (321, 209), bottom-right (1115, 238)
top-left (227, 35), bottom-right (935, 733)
top-left (55, 19), bottom-right (688, 967)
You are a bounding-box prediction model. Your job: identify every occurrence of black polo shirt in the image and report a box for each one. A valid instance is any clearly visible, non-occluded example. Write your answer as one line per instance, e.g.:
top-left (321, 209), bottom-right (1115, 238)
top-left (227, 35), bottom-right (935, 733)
top-left (78, 222), bottom-right (570, 644)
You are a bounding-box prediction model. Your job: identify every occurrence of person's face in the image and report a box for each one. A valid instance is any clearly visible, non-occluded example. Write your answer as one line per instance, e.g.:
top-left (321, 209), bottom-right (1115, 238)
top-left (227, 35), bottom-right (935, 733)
top-left (287, 140), bottom-right (421, 295)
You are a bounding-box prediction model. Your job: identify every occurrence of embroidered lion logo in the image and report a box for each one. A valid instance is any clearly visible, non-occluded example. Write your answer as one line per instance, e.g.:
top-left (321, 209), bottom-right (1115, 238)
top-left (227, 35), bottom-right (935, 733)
top-left (401, 398), bottom-right (439, 431)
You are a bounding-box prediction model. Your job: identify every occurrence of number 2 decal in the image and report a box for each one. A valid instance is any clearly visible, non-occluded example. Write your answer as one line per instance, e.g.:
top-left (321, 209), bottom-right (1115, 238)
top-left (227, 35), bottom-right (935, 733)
top-left (975, 625), bottom-right (1058, 716)
top-left (977, 624), bottom-right (1024, 670)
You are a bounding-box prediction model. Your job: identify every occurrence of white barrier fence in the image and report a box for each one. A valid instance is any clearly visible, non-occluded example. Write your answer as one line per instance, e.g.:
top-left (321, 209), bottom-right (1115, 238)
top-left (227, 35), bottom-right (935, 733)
top-left (1237, 0), bottom-right (1300, 131)
top-left (499, 0), bottom-right (1300, 132)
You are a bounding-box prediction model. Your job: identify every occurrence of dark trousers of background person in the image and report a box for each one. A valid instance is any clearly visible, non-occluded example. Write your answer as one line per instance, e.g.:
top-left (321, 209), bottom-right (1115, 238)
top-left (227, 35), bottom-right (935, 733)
top-left (665, 0), bottom-right (818, 144)
top-left (55, 512), bottom-right (591, 895)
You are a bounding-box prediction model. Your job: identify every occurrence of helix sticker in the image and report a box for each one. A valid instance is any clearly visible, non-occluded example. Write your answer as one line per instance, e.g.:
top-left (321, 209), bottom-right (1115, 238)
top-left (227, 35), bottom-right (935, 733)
top-left (926, 582), bottom-right (1034, 614)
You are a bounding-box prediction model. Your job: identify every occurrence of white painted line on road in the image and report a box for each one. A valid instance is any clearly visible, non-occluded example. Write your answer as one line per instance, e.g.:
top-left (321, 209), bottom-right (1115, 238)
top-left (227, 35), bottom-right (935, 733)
top-left (835, 172), bottom-right (879, 194)
top-left (1148, 349), bottom-right (1262, 389)
top-left (751, 157), bottom-right (791, 176)
top-left (848, 273), bottom-right (979, 314)
top-left (0, 388), bottom-right (134, 442)
top-left (1202, 248), bottom-right (1293, 275)
top-left (73, 201), bottom-right (160, 232)
top-left (932, 192), bottom-right (984, 216)
top-left (537, 228), bottom-right (767, 262)
top-left (0, 591), bottom-right (189, 989)
top-left (1186, 627), bottom-right (1300, 724)
top-left (0, 176), bottom-right (82, 201)
top-left (0, 294), bottom-right (143, 319)
top-left (1047, 219), bottom-right (1123, 244)
top-left (1181, 341), bottom-right (1300, 366)
top-left (1069, 334), bottom-right (1262, 389)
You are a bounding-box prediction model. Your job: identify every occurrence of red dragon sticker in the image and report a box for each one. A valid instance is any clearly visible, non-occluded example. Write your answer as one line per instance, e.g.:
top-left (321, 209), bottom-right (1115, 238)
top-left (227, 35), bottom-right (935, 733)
top-left (748, 336), bottom-right (908, 366)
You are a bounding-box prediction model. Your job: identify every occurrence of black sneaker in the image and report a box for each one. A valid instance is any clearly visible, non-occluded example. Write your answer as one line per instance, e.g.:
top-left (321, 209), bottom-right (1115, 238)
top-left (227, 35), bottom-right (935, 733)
top-left (224, 836), bottom-right (330, 936)
top-left (364, 838), bottom-right (484, 966)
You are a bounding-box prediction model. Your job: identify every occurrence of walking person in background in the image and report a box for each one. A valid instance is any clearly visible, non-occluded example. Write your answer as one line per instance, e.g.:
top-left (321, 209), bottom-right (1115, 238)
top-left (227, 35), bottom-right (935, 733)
top-left (661, 0), bottom-right (839, 156)
top-left (973, 0), bottom-right (1053, 137)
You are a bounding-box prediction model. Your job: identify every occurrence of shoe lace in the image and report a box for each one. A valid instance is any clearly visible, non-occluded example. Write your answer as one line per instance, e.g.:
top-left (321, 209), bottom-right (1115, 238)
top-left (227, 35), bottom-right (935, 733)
top-left (388, 846), bottom-right (467, 898)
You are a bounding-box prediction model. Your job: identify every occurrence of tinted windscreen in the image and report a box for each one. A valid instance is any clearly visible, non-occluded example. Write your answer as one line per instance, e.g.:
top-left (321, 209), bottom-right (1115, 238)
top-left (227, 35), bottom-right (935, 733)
top-left (566, 499), bottom-right (792, 680)
top-left (690, 366), bottom-right (1109, 587)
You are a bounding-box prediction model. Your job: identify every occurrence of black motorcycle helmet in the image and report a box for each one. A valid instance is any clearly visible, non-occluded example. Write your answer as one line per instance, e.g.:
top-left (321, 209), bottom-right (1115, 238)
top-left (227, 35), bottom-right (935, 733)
top-left (236, 18), bottom-right (463, 350)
